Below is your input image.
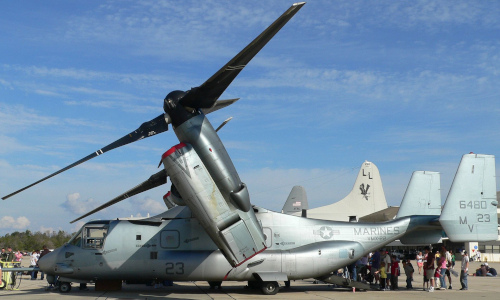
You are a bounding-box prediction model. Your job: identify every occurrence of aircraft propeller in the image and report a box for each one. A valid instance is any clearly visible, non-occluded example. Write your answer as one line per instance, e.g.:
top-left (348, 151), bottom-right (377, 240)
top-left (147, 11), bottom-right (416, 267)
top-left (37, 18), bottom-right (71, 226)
top-left (2, 3), bottom-right (306, 238)
top-left (69, 116), bottom-right (234, 224)
top-left (70, 169), bottom-right (168, 224)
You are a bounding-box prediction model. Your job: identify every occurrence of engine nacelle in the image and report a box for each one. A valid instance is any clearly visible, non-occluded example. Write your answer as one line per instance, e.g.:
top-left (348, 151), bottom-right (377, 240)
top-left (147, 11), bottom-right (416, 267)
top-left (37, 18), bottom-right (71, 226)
top-left (161, 143), bottom-right (266, 267)
top-left (163, 192), bottom-right (179, 209)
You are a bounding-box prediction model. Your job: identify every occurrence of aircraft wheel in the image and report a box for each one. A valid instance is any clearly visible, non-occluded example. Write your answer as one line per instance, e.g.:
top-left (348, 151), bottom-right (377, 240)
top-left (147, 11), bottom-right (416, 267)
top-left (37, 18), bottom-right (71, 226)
top-left (0, 279), bottom-right (6, 289)
top-left (261, 281), bottom-right (279, 295)
top-left (59, 282), bottom-right (72, 293)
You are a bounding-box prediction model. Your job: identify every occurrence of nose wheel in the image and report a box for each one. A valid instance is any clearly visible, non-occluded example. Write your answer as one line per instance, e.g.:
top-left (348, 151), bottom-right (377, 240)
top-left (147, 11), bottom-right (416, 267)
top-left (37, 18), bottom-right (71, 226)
top-left (261, 281), bottom-right (279, 295)
top-left (59, 282), bottom-right (72, 293)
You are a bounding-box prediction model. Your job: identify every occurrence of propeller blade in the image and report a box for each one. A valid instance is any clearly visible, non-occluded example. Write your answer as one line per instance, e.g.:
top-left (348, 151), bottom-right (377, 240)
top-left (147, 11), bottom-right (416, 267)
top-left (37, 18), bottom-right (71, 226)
top-left (180, 2), bottom-right (305, 109)
top-left (70, 169), bottom-right (168, 223)
top-left (215, 117), bottom-right (233, 132)
top-left (200, 98), bottom-right (239, 115)
top-left (2, 113), bottom-right (170, 200)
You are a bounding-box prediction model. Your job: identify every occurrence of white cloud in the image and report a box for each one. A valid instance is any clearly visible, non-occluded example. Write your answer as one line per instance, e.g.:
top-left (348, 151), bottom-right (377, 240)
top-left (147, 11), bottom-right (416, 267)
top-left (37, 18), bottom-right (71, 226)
top-left (0, 216), bottom-right (31, 229)
top-left (39, 226), bottom-right (55, 234)
top-left (71, 221), bottom-right (86, 233)
top-left (131, 196), bottom-right (165, 214)
top-left (61, 192), bottom-right (98, 215)
top-left (0, 103), bottom-right (58, 133)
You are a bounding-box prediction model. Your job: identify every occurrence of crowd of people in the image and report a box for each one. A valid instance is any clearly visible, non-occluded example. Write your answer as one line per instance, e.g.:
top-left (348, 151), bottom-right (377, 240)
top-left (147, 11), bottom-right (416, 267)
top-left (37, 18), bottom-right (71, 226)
top-left (0, 245), bottom-right (51, 282)
top-left (343, 246), bottom-right (494, 292)
top-left (0, 247), bottom-right (24, 264)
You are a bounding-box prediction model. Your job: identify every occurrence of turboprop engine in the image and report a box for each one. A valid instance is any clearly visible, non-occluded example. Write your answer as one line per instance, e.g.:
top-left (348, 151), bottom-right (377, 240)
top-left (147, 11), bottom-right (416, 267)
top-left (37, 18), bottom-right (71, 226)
top-left (161, 143), bottom-right (266, 267)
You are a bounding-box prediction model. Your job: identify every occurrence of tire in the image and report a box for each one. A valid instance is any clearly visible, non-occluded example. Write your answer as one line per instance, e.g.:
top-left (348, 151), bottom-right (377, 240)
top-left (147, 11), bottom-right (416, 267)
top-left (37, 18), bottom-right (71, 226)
top-left (261, 281), bottom-right (279, 295)
top-left (0, 279), bottom-right (6, 289)
top-left (59, 282), bottom-right (72, 293)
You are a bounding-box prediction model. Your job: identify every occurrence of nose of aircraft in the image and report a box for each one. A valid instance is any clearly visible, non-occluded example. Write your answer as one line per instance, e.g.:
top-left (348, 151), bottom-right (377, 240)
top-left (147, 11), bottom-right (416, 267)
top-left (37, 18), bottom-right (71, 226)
top-left (37, 247), bottom-right (59, 273)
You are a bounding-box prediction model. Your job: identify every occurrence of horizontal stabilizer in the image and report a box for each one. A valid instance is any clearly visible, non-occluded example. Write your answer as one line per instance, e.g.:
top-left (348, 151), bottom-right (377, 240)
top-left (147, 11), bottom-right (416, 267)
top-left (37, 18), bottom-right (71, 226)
top-left (400, 229), bottom-right (442, 245)
top-left (281, 186), bottom-right (308, 215)
top-left (396, 171), bottom-right (441, 218)
top-left (439, 154), bottom-right (498, 242)
top-left (358, 206), bottom-right (399, 222)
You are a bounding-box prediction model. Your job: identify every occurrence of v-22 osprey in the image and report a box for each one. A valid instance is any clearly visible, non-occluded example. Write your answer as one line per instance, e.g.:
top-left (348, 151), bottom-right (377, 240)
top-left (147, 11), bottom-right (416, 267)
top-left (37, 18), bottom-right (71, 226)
top-left (2, 2), bottom-right (498, 295)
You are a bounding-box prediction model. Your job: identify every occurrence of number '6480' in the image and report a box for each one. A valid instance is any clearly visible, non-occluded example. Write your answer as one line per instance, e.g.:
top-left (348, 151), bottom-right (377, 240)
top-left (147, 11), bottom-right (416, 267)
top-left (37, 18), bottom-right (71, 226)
top-left (459, 201), bottom-right (486, 209)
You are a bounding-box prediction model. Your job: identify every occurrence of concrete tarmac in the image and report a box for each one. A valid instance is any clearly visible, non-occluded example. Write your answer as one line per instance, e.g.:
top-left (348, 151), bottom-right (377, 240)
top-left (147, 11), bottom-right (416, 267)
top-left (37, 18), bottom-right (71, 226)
top-left (1, 261), bottom-right (498, 299)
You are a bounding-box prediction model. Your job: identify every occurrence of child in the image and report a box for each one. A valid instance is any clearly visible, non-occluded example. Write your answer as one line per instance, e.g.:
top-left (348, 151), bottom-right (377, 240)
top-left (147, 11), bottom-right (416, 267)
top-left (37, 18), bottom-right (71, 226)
top-left (375, 261), bottom-right (387, 290)
top-left (403, 259), bottom-right (414, 289)
top-left (435, 265), bottom-right (441, 289)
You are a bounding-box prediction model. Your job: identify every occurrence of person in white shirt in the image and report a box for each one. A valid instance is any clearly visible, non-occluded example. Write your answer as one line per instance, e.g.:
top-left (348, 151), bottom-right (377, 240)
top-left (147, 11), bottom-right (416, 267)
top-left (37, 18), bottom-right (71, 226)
top-left (460, 251), bottom-right (469, 290)
top-left (30, 250), bottom-right (39, 280)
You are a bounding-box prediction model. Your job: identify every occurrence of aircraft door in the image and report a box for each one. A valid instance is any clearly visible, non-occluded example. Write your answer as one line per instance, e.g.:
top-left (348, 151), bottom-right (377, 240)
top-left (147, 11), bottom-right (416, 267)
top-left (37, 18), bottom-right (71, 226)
top-left (263, 227), bottom-right (272, 248)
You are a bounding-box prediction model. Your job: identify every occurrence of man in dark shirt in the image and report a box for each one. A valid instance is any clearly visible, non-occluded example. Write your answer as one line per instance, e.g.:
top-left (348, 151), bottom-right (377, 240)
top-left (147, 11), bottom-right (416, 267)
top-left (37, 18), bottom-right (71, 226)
top-left (39, 245), bottom-right (51, 280)
top-left (5, 247), bottom-right (15, 262)
top-left (424, 246), bottom-right (436, 292)
top-left (0, 248), bottom-right (6, 261)
top-left (371, 249), bottom-right (381, 285)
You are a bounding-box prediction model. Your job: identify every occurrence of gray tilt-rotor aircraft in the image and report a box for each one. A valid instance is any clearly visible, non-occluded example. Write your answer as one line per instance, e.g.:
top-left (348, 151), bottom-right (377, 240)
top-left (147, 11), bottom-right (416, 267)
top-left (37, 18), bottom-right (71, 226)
top-left (2, 2), bottom-right (498, 295)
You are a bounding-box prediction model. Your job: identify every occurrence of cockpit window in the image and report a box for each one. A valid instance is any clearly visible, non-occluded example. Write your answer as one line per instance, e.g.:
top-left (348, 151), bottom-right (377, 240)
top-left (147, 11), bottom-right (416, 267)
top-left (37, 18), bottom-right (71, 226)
top-left (81, 224), bottom-right (108, 249)
top-left (68, 228), bottom-right (83, 247)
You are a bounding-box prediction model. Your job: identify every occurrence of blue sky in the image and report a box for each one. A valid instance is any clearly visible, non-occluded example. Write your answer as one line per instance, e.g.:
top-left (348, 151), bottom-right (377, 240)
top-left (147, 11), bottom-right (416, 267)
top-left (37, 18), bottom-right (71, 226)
top-left (1, 0), bottom-right (499, 235)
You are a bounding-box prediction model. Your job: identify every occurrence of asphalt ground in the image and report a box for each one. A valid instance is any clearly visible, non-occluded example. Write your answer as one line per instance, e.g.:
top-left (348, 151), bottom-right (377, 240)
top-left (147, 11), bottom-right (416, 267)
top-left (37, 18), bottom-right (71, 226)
top-left (1, 261), bottom-right (498, 299)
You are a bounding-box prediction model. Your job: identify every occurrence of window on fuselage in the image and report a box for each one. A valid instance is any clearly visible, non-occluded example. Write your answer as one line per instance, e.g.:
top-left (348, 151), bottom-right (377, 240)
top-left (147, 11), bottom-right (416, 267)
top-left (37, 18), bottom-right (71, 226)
top-left (68, 228), bottom-right (83, 247)
top-left (82, 224), bottom-right (108, 249)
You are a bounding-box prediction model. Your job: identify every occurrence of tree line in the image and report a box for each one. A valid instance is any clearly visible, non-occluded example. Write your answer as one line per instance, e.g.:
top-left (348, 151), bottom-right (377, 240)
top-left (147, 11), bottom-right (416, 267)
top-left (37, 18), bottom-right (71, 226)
top-left (0, 230), bottom-right (74, 251)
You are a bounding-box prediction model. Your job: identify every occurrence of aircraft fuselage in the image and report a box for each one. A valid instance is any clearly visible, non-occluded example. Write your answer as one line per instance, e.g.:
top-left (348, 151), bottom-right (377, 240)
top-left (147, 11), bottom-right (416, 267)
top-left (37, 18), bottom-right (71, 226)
top-left (39, 206), bottom-right (437, 283)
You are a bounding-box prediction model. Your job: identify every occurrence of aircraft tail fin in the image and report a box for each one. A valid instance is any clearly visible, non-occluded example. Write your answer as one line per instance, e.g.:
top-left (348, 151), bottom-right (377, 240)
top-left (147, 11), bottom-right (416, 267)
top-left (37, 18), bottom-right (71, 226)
top-left (396, 171), bottom-right (441, 219)
top-left (439, 154), bottom-right (498, 242)
top-left (281, 186), bottom-right (308, 215)
top-left (397, 171), bottom-right (442, 244)
top-left (305, 161), bottom-right (388, 221)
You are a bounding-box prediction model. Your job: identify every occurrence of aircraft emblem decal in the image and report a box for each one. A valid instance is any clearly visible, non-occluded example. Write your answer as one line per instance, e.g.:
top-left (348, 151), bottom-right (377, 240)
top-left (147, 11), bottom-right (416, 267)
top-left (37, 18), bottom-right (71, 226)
top-left (360, 183), bottom-right (370, 200)
top-left (362, 169), bottom-right (373, 179)
top-left (319, 226), bottom-right (334, 240)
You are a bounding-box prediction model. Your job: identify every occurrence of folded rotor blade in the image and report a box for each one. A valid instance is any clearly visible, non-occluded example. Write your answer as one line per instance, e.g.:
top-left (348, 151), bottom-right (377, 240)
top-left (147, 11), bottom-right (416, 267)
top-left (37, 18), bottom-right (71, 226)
top-left (180, 2), bottom-right (305, 109)
top-left (2, 113), bottom-right (170, 200)
top-left (70, 169), bottom-right (168, 223)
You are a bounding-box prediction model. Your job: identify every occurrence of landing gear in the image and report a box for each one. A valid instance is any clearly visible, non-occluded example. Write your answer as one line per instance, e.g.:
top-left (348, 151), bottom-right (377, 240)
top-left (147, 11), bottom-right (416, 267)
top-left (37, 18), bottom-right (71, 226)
top-left (247, 280), bottom-right (261, 289)
top-left (208, 281), bottom-right (222, 289)
top-left (260, 281), bottom-right (279, 295)
top-left (59, 282), bottom-right (72, 293)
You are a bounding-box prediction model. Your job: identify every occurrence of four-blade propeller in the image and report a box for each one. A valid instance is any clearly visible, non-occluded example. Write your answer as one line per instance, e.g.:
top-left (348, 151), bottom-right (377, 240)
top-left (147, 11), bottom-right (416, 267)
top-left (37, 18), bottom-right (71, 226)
top-left (2, 2), bottom-right (306, 225)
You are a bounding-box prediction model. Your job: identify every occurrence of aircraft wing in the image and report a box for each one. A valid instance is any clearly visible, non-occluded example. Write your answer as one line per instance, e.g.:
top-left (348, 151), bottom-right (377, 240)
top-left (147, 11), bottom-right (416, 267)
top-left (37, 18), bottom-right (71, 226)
top-left (358, 206), bottom-right (399, 222)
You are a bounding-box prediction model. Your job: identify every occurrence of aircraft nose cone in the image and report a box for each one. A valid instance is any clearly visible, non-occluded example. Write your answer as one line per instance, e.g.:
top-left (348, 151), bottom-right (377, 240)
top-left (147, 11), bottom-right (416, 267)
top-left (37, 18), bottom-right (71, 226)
top-left (37, 248), bottom-right (59, 273)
